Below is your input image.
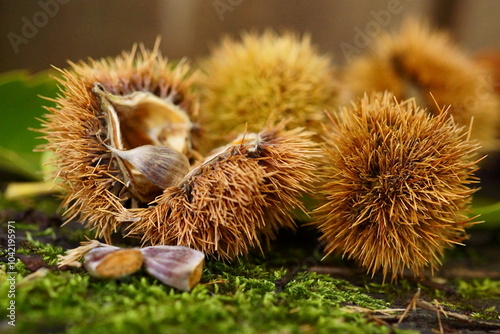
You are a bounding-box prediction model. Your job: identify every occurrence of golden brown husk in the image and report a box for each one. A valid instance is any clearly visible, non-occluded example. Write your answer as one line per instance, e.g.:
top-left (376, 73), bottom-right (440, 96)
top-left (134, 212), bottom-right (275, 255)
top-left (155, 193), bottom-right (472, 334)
top-left (40, 43), bottom-right (199, 241)
top-left (343, 19), bottom-right (499, 151)
top-left (314, 92), bottom-right (481, 281)
top-left (41, 44), bottom-right (319, 260)
top-left (197, 30), bottom-right (340, 148)
top-left (129, 125), bottom-right (319, 260)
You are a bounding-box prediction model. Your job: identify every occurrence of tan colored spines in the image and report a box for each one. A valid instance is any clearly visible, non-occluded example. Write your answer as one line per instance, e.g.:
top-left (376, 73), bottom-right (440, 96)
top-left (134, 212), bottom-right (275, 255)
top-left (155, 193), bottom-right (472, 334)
top-left (343, 19), bottom-right (499, 151)
top-left (314, 92), bottom-right (481, 281)
top-left (129, 126), bottom-right (319, 260)
top-left (198, 30), bottom-right (339, 148)
top-left (40, 44), bottom-right (198, 241)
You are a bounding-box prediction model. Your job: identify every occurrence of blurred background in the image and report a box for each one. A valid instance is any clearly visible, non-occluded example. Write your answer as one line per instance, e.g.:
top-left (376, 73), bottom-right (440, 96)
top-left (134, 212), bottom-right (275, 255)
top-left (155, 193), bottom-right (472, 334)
top-left (0, 0), bottom-right (499, 73)
top-left (0, 0), bottom-right (499, 191)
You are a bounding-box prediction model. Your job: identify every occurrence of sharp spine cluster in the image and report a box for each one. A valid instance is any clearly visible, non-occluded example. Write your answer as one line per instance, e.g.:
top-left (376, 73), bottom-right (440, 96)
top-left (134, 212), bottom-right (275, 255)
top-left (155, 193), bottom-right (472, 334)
top-left (42, 20), bottom-right (495, 280)
top-left (314, 92), bottom-right (482, 280)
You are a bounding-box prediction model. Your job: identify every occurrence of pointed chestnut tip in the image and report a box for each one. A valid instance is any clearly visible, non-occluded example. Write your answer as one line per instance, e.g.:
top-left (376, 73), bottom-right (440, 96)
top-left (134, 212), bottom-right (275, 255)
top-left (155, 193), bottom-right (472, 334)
top-left (84, 247), bottom-right (144, 279)
top-left (106, 144), bottom-right (190, 190)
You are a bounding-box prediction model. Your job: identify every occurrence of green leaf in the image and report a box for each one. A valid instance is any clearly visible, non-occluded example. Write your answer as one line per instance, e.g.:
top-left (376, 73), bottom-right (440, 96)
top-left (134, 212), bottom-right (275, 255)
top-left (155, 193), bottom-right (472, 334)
top-left (472, 197), bottom-right (500, 228)
top-left (0, 70), bottom-right (58, 181)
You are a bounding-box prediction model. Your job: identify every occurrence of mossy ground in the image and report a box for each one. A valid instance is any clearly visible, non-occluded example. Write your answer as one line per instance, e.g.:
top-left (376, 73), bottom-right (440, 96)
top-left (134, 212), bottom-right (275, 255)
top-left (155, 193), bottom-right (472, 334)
top-left (1, 194), bottom-right (499, 334)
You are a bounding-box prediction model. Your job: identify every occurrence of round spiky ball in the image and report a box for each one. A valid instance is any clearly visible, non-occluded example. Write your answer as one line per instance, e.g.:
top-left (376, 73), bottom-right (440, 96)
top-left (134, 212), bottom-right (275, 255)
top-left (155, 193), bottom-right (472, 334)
top-left (129, 125), bottom-right (318, 260)
top-left (314, 92), bottom-right (481, 280)
top-left (40, 43), bottom-right (318, 259)
top-left (197, 30), bottom-right (339, 147)
top-left (40, 43), bottom-right (200, 241)
top-left (343, 20), bottom-right (499, 151)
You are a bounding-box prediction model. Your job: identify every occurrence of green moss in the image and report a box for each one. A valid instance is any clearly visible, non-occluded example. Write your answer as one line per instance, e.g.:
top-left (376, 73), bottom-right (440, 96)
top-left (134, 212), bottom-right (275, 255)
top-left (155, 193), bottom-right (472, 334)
top-left (17, 240), bottom-right (64, 266)
top-left (456, 278), bottom-right (500, 299)
top-left (1, 194), bottom-right (497, 333)
top-left (0, 241), bottom-right (414, 334)
top-left (470, 306), bottom-right (498, 321)
top-left (361, 280), bottom-right (416, 303)
top-left (0, 192), bottom-right (60, 215)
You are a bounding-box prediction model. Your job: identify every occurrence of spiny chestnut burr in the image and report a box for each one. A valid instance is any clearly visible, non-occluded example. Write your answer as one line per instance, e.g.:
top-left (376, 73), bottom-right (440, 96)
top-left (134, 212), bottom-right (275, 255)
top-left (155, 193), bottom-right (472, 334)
top-left (197, 30), bottom-right (339, 147)
top-left (40, 42), bottom-right (200, 240)
top-left (343, 19), bottom-right (499, 151)
top-left (129, 124), bottom-right (319, 260)
top-left (40, 43), bottom-right (319, 260)
top-left (314, 92), bottom-right (482, 280)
